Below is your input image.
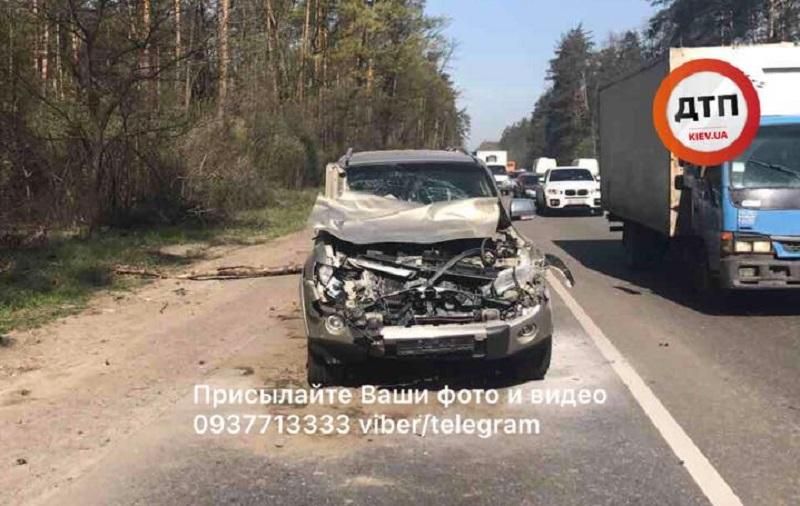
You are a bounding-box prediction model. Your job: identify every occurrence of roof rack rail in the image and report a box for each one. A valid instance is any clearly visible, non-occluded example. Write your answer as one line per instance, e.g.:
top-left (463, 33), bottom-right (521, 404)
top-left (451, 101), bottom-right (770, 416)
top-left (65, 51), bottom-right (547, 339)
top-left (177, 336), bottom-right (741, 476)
top-left (445, 146), bottom-right (470, 155)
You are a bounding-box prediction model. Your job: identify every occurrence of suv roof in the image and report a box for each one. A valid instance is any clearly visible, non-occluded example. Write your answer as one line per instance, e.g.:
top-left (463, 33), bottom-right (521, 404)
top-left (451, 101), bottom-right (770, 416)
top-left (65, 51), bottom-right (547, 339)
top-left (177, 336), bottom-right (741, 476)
top-left (342, 149), bottom-right (476, 167)
top-left (551, 166), bottom-right (590, 171)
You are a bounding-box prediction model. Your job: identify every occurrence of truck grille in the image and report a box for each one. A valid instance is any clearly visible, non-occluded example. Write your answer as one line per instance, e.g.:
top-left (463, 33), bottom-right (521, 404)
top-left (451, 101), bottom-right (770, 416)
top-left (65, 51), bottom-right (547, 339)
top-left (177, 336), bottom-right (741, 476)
top-left (564, 189), bottom-right (588, 197)
top-left (781, 241), bottom-right (800, 253)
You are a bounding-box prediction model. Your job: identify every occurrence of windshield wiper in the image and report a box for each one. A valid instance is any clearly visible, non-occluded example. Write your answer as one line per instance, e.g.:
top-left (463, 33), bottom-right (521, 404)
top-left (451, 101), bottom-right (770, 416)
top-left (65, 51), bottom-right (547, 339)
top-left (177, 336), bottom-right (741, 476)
top-left (746, 158), bottom-right (800, 182)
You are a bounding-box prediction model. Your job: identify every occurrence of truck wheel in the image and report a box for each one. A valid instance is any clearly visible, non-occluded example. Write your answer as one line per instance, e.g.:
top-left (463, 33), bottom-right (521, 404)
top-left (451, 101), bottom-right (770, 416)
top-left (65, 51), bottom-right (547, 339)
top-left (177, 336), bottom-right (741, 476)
top-left (623, 222), bottom-right (666, 269)
top-left (690, 252), bottom-right (732, 313)
top-left (513, 338), bottom-right (552, 382)
top-left (692, 256), bottom-right (716, 294)
top-left (307, 347), bottom-right (346, 387)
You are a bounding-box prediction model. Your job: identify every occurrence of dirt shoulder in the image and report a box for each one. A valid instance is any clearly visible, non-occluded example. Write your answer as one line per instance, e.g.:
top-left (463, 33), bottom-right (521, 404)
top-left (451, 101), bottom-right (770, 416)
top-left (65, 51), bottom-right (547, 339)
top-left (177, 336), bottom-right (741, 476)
top-left (0, 229), bottom-right (312, 505)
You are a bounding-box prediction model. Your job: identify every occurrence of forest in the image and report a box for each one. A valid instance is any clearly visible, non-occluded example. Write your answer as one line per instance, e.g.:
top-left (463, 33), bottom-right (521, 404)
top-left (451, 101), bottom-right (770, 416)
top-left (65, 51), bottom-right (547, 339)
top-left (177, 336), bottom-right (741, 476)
top-left (0, 0), bottom-right (468, 232)
top-left (500, 0), bottom-right (800, 167)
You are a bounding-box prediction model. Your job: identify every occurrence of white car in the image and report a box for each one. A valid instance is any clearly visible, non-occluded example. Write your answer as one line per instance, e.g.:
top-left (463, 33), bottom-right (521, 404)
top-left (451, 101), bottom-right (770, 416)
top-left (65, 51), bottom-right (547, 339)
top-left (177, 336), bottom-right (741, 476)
top-left (487, 164), bottom-right (513, 194)
top-left (536, 167), bottom-right (602, 215)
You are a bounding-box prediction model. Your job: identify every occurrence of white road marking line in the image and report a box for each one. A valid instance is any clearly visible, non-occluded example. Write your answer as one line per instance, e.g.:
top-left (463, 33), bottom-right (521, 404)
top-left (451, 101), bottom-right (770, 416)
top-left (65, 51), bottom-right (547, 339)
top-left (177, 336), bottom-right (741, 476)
top-left (547, 272), bottom-right (743, 506)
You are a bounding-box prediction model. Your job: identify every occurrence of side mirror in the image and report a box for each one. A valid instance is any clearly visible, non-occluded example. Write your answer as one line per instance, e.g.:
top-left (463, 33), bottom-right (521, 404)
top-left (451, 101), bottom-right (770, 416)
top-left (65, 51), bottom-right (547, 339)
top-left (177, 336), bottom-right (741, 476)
top-left (509, 198), bottom-right (536, 221)
top-left (674, 174), bottom-right (685, 191)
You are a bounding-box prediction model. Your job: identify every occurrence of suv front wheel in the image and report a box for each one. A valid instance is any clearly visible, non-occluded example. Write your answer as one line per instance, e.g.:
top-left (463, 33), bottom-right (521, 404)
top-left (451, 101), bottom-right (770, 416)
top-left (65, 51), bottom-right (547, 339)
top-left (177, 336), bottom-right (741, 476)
top-left (512, 337), bottom-right (552, 382)
top-left (307, 346), bottom-right (348, 386)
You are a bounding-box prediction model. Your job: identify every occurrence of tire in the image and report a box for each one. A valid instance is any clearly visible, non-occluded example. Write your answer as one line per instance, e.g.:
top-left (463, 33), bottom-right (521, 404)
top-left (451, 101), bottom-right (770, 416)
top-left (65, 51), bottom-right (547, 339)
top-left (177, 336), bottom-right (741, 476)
top-left (622, 221), bottom-right (667, 270)
top-left (691, 255), bottom-right (716, 295)
top-left (689, 248), bottom-right (732, 313)
top-left (307, 346), bottom-right (346, 387)
top-left (513, 337), bottom-right (552, 382)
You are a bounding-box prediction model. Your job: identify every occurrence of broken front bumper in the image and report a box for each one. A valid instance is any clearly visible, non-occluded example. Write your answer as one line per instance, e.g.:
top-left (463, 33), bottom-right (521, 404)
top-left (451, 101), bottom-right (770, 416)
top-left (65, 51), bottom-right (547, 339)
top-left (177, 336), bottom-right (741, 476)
top-left (381, 302), bottom-right (552, 359)
top-left (303, 280), bottom-right (553, 364)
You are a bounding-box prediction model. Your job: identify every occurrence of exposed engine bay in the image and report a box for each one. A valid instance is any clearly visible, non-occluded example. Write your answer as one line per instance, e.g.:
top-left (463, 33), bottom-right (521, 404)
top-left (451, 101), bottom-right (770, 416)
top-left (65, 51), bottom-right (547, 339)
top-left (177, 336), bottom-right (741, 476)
top-left (308, 227), bottom-right (549, 339)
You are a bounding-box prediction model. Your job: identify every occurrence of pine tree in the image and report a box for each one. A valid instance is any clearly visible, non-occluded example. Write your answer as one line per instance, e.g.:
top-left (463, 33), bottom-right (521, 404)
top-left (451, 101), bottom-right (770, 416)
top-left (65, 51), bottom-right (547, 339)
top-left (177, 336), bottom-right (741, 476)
top-left (544, 25), bottom-right (594, 163)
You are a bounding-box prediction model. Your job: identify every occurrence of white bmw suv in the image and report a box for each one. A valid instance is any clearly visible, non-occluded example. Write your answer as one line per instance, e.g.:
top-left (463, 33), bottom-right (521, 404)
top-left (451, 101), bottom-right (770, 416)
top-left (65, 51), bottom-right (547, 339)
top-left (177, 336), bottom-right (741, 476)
top-left (535, 167), bottom-right (601, 215)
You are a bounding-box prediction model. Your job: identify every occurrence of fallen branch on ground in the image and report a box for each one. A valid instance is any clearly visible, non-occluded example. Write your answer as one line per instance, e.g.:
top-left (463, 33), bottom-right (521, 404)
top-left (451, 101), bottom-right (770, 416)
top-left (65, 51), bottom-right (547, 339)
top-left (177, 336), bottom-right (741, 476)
top-left (114, 264), bottom-right (302, 281)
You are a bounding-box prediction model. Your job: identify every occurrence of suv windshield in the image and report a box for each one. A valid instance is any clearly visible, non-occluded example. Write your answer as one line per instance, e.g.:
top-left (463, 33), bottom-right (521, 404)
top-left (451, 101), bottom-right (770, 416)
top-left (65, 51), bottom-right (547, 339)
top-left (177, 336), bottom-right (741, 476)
top-left (549, 169), bottom-right (594, 182)
top-left (346, 162), bottom-right (495, 204)
top-left (519, 175), bottom-right (540, 186)
top-left (487, 165), bottom-right (507, 176)
top-left (732, 124), bottom-right (800, 189)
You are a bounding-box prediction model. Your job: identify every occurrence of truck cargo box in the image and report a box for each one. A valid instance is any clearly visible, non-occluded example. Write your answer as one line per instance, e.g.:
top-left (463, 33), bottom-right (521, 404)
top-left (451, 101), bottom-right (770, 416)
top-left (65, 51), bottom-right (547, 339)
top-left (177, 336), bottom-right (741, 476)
top-left (599, 43), bottom-right (800, 237)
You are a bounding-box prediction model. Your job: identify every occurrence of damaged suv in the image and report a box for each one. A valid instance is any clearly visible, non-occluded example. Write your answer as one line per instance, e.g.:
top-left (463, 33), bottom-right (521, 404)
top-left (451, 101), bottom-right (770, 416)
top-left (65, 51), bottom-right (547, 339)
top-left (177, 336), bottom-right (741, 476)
top-left (301, 150), bottom-right (572, 385)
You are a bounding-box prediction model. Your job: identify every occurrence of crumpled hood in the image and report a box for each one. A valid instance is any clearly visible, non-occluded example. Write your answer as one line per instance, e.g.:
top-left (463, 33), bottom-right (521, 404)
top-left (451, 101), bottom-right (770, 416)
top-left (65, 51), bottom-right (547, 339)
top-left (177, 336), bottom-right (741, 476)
top-left (307, 191), bottom-right (501, 244)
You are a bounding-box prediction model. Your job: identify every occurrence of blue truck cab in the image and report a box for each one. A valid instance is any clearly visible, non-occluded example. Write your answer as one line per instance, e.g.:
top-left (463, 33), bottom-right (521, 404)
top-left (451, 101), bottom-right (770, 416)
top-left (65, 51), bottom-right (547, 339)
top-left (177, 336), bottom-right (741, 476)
top-left (683, 116), bottom-right (800, 290)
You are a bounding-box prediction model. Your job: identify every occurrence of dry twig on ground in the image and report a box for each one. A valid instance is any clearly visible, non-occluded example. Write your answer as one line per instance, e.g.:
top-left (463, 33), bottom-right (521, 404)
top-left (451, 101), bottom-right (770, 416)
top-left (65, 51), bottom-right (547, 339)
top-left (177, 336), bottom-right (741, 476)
top-left (114, 264), bottom-right (302, 281)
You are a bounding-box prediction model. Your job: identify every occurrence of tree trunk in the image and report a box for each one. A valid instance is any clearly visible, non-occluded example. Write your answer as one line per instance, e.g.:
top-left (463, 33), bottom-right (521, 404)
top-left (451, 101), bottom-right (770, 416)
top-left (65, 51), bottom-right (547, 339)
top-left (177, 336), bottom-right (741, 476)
top-left (175, 0), bottom-right (182, 98)
top-left (55, 17), bottom-right (63, 97)
top-left (264, 0), bottom-right (282, 101)
top-left (32, 0), bottom-right (39, 79)
top-left (767, 0), bottom-right (778, 41)
top-left (142, 0), bottom-right (154, 104)
top-left (184, 1), bottom-right (196, 111)
top-left (218, 0), bottom-right (230, 117)
top-left (41, 2), bottom-right (49, 86)
top-left (299, 0), bottom-right (311, 101)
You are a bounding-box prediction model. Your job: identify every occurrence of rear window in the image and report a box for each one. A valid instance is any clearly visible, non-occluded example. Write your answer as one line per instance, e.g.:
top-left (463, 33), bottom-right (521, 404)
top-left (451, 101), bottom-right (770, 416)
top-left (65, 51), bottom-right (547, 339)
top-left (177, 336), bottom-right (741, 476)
top-left (346, 162), bottom-right (495, 204)
top-left (519, 175), bottom-right (540, 185)
top-left (549, 169), bottom-right (593, 182)
top-left (487, 165), bottom-right (507, 176)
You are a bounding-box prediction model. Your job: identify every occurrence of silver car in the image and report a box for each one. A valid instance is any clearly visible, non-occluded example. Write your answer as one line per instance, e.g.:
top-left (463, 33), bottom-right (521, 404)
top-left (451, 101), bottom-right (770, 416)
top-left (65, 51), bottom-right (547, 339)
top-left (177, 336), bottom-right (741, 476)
top-left (301, 150), bottom-right (572, 385)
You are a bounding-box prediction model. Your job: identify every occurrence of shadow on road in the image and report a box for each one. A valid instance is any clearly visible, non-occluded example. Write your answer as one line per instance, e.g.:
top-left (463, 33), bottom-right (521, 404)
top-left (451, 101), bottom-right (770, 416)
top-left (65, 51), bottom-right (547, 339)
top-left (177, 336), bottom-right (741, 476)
top-left (537, 208), bottom-right (600, 219)
top-left (554, 238), bottom-right (800, 317)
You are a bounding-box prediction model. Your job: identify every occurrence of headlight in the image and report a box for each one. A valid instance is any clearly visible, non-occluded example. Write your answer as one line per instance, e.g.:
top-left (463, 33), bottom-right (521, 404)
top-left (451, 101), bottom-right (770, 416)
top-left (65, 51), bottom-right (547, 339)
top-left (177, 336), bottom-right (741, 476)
top-left (547, 188), bottom-right (560, 195)
top-left (733, 239), bottom-right (772, 254)
top-left (752, 241), bottom-right (772, 253)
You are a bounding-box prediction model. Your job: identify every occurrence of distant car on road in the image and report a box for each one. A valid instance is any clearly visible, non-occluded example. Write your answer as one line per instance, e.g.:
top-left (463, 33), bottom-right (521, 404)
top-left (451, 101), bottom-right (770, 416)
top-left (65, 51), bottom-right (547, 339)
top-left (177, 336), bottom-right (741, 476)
top-left (509, 198), bottom-right (536, 220)
top-left (487, 164), bottom-right (514, 195)
top-left (535, 167), bottom-right (602, 215)
top-left (514, 173), bottom-right (542, 198)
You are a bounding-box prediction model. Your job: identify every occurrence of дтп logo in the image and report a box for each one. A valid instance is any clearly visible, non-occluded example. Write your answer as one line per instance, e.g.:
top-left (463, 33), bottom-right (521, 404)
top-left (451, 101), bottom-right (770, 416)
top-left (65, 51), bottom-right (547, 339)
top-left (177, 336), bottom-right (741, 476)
top-left (652, 58), bottom-right (760, 167)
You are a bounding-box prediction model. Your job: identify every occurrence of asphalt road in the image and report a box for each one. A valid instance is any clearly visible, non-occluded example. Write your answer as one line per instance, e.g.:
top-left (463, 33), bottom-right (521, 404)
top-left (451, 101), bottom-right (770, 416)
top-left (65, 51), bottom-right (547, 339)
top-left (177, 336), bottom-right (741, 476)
top-left (17, 213), bottom-right (800, 506)
top-left (515, 212), bottom-right (800, 506)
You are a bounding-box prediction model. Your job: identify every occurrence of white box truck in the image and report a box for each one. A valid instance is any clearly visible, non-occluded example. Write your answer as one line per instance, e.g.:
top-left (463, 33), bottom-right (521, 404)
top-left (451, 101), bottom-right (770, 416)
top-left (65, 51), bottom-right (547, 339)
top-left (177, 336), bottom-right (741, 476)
top-left (571, 158), bottom-right (599, 179)
top-left (533, 157), bottom-right (557, 175)
top-left (599, 43), bottom-right (800, 294)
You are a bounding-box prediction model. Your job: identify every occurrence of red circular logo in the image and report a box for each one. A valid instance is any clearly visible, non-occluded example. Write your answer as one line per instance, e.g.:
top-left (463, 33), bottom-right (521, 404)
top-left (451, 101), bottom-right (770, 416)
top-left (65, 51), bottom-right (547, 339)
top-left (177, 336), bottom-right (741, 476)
top-left (652, 59), bottom-right (760, 166)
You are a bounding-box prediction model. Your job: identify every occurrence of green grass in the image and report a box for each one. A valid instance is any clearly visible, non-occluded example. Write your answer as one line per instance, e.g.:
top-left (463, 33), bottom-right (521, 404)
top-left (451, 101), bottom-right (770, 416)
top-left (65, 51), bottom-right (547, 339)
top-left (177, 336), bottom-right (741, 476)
top-left (0, 188), bottom-right (319, 334)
